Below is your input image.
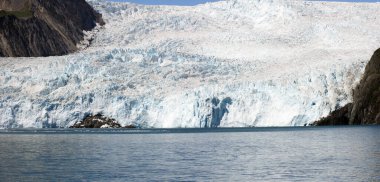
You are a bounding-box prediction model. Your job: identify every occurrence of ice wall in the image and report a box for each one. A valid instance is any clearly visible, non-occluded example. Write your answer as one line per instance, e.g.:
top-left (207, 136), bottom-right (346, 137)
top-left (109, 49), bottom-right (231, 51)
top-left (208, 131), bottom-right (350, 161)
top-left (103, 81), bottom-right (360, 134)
top-left (0, 0), bottom-right (379, 128)
top-left (0, 49), bottom-right (366, 128)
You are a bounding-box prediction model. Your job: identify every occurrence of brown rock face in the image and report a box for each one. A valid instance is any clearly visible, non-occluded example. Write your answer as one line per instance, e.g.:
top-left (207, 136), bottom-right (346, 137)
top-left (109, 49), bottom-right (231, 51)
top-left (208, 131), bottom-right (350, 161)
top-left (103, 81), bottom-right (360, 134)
top-left (69, 114), bottom-right (138, 129)
top-left (70, 114), bottom-right (122, 128)
top-left (350, 48), bottom-right (380, 125)
top-left (314, 49), bottom-right (380, 125)
top-left (0, 0), bottom-right (31, 11)
top-left (0, 0), bottom-right (104, 57)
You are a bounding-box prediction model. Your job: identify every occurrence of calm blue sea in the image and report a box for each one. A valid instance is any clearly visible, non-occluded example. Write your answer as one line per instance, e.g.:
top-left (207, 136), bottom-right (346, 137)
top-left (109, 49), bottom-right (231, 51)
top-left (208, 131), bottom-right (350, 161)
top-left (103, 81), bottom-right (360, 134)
top-left (0, 126), bottom-right (379, 181)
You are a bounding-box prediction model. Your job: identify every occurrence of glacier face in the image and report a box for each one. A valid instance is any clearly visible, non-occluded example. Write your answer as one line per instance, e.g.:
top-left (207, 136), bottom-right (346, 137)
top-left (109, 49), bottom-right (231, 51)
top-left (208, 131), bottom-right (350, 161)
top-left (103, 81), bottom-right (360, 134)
top-left (0, 0), bottom-right (379, 128)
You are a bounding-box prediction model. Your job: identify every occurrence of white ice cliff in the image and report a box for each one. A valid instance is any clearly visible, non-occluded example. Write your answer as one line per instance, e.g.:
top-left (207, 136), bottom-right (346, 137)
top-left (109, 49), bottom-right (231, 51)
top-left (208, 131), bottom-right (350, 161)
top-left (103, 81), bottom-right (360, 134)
top-left (0, 0), bottom-right (379, 128)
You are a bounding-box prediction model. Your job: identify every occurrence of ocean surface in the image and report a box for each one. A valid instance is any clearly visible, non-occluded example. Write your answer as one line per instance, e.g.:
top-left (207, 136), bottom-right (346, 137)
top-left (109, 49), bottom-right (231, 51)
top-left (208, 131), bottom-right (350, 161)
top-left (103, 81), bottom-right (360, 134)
top-left (0, 126), bottom-right (379, 181)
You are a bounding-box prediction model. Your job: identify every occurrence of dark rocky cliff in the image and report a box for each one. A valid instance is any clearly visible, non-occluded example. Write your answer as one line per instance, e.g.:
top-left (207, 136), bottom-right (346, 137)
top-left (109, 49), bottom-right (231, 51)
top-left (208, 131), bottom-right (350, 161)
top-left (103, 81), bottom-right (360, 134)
top-left (69, 114), bottom-right (137, 129)
top-left (0, 0), bottom-right (104, 57)
top-left (350, 48), bottom-right (380, 124)
top-left (314, 48), bottom-right (380, 125)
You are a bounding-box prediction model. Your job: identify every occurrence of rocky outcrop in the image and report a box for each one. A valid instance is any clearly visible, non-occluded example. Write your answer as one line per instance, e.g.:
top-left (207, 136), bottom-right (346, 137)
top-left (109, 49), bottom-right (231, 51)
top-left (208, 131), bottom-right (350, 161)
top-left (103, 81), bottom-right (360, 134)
top-left (70, 114), bottom-right (138, 128)
top-left (314, 49), bottom-right (380, 125)
top-left (0, 0), bottom-right (104, 57)
top-left (70, 114), bottom-right (122, 128)
top-left (312, 104), bottom-right (352, 126)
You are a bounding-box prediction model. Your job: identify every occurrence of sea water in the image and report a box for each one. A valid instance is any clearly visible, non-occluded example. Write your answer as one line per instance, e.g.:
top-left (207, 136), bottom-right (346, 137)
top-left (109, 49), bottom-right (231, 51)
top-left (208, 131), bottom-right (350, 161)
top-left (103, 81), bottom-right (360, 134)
top-left (0, 126), bottom-right (379, 181)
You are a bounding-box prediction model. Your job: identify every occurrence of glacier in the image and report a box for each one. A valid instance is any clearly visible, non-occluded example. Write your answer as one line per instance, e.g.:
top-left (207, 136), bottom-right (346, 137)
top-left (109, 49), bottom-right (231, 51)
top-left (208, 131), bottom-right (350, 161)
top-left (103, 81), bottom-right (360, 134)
top-left (0, 0), bottom-right (379, 128)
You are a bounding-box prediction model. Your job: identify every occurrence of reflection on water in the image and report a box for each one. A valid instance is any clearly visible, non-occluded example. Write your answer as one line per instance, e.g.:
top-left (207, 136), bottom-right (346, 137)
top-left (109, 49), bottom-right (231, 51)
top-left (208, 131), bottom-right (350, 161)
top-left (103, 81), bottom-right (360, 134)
top-left (0, 126), bottom-right (379, 181)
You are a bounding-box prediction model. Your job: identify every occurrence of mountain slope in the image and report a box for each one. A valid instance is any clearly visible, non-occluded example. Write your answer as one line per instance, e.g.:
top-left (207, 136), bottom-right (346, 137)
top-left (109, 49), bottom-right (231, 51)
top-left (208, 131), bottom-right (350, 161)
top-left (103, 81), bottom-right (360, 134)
top-left (0, 0), bottom-right (379, 128)
top-left (0, 0), bottom-right (104, 57)
top-left (351, 48), bottom-right (380, 124)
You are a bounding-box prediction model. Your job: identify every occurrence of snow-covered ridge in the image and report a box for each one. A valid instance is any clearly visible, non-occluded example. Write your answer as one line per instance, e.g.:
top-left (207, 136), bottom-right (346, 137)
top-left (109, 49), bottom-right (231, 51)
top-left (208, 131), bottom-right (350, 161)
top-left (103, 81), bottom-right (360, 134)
top-left (0, 0), bottom-right (379, 128)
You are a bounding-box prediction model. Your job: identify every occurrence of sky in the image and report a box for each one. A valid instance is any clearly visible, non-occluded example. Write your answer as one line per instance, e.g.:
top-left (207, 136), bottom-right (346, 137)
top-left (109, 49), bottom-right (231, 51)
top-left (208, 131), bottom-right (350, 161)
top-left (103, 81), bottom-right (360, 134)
top-left (111, 0), bottom-right (380, 6)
